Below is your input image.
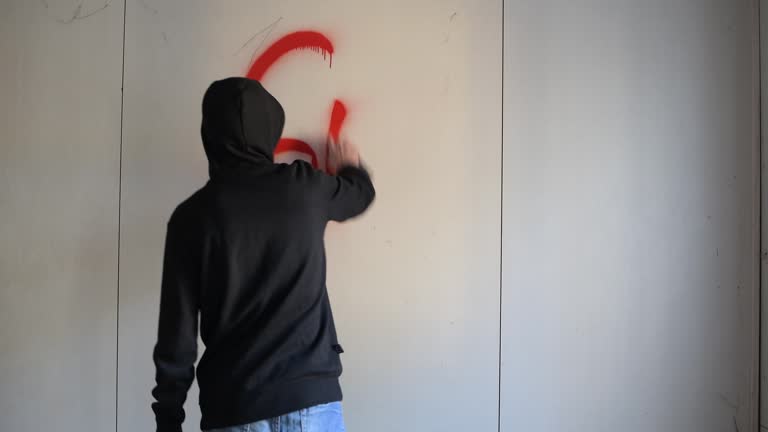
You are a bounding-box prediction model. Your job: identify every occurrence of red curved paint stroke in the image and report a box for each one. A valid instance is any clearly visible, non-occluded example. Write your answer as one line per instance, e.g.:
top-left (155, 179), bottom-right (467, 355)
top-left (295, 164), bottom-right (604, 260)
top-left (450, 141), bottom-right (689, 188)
top-left (274, 138), bottom-right (318, 167)
top-left (248, 30), bottom-right (347, 171)
top-left (275, 99), bottom-right (347, 171)
top-left (327, 99), bottom-right (347, 142)
top-left (247, 31), bottom-right (334, 81)
top-left (324, 100), bottom-right (347, 172)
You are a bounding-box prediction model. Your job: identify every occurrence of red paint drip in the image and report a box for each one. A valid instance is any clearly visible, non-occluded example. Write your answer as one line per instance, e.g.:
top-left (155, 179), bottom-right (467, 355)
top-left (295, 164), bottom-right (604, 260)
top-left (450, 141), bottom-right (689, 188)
top-left (247, 31), bottom-right (335, 81)
top-left (274, 138), bottom-right (319, 168)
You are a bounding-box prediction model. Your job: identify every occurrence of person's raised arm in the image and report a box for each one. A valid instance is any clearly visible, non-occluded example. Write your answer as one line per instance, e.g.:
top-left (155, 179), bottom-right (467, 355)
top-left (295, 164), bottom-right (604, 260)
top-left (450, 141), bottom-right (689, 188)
top-left (323, 136), bottom-right (376, 221)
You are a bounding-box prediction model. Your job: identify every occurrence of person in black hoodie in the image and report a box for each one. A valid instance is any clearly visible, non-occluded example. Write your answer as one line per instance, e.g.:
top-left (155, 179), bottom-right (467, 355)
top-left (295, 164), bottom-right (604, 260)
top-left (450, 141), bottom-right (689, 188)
top-left (151, 77), bottom-right (375, 432)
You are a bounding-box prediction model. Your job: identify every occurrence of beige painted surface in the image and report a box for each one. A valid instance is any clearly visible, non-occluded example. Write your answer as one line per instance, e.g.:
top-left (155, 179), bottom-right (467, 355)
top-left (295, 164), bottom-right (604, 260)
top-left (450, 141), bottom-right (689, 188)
top-left (118, 1), bottom-right (502, 430)
top-left (502, 1), bottom-right (760, 431)
top-left (0, 0), bottom-right (123, 430)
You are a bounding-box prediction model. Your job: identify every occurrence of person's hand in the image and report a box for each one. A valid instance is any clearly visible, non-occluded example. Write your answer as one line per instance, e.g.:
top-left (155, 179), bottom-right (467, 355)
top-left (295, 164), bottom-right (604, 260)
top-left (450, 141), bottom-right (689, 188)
top-left (327, 135), bottom-right (361, 174)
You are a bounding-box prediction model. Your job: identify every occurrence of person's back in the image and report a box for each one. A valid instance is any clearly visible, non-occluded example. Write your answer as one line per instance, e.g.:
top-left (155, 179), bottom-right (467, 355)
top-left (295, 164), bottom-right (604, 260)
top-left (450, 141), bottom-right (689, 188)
top-left (151, 77), bottom-right (375, 432)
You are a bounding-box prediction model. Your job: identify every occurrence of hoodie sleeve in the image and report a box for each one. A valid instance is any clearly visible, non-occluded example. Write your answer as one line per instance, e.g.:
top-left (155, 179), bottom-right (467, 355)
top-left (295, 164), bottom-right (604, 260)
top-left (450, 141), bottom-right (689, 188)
top-left (321, 164), bottom-right (376, 222)
top-left (151, 212), bottom-right (201, 432)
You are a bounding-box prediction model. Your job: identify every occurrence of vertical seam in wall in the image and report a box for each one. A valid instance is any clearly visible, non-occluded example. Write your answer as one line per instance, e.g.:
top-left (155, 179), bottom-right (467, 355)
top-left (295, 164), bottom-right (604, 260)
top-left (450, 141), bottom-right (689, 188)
top-left (759, 0), bottom-right (764, 428)
top-left (757, 0), bottom-right (764, 428)
top-left (498, 0), bottom-right (504, 431)
top-left (116, 0), bottom-right (127, 431)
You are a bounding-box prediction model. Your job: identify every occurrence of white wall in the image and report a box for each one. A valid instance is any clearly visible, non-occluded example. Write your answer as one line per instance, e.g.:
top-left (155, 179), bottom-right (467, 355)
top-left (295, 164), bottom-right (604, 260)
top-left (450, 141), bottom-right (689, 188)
top-left (1, 1), bottom-right (762, 432)
top-left (502, 1), bottom-right (760, 431)
top-left (0, 0), bottom-right (124, 430)
top-left (117, 1), bottom-right (501, 431)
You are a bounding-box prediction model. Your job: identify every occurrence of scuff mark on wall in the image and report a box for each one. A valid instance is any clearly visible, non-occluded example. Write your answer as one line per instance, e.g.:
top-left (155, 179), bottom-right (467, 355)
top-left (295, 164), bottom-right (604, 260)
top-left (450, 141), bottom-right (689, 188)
top-left (718, 392), bottom-right (739, 411)
top-left (55, 0), bottom-right (111, 24)
top-left (442, 11), bottom-right (458, 44)
top-left (236, 17), bottom-right (283, 56)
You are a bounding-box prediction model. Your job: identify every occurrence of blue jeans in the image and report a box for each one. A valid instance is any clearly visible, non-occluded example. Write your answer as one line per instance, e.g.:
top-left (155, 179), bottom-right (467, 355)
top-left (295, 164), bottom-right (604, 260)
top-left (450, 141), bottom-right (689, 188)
top-left (205, 402), bottom-right (346, 432)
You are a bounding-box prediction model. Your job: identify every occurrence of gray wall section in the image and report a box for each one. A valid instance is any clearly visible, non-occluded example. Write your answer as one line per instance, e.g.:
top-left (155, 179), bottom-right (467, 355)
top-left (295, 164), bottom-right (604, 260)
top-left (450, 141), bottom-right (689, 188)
top-left (0, 1), bottom-right (124, 431)
top-left (502, 1), bottom-right (760, 431)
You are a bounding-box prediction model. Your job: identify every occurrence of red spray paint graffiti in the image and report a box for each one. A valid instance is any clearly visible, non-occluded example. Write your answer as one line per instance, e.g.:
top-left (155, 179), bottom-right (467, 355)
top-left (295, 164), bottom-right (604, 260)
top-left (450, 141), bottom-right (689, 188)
top-left (246, 30), bottom-right (347, 172)
top-left (247, 31), bottom-right (334, 82)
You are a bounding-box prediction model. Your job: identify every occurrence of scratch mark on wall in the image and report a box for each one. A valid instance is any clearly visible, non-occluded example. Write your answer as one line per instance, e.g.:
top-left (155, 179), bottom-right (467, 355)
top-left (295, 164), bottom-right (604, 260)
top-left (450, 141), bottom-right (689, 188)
top-left (59, 2), bottom-right (83, 23)
top-left (252, 18), bottom-right (283, 55)
top-left (57, 0), bottom-right (111, 24)
top-left (443, 12), bottom-right (457, 44)
top-left (76, 4), bottom-right (108, 19)
top-left (236, 17), bottom-right (283, 56)
top-left (161, 32), bottom-right (168, 43)
top-left (733, 416), bottom-right (740, 432)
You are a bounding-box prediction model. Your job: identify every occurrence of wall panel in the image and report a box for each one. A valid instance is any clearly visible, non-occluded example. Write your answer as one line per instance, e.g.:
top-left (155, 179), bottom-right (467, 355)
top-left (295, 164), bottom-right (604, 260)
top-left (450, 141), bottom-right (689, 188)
top-left (501, 1), bottom-right (759, 431)
top-left (0, 1), bottom-right (124, 430)
top-left (118, 1), bottom-right (502, 430)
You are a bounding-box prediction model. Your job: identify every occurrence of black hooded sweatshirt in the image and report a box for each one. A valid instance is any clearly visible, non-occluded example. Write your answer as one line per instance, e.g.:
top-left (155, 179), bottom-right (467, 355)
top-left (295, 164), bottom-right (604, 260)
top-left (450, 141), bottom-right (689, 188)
top-left (151, 77), bottom-right (375, 432)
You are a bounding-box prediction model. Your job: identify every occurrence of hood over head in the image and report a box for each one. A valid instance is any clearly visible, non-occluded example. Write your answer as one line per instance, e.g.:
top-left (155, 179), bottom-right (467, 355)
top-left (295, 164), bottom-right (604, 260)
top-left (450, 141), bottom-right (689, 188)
top-left (201, 77), bottom-right (285, 177)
